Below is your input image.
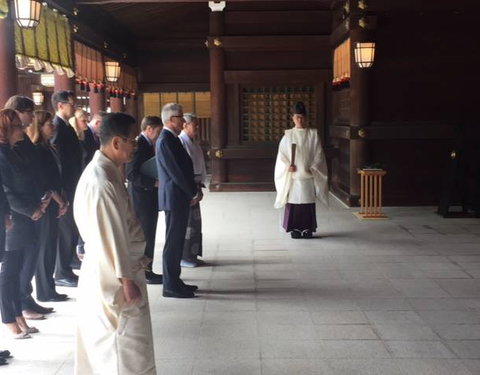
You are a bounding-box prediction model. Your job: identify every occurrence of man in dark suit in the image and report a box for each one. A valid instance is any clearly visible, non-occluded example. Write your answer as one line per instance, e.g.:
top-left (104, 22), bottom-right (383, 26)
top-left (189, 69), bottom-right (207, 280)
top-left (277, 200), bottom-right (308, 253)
top-left (51, 91), bottom-right (83, 287)
top-left (126, 116), bottom-right (163, 284)
top-left (83, 112), bottom-right (103, 166)
top-left (156, 103), bottom-right (198, 298)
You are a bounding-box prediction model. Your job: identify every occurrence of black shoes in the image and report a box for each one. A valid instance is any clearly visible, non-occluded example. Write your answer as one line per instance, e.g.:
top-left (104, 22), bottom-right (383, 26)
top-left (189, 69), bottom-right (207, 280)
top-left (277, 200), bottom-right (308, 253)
top-left (23, 299), bottom-right (54, 314)
top-left (55, 278), bottom-right (78, 287)
top-left (182, 283), bottom-right (198, 292)
top-left (0, 357), bottom-right (7, 366)
top-left (163, 289), bottom-right (195, 298)
top-left (32, 304), bottom-right (54, 314)
top-left (0, 351), bottom-right (11, 359)
top-left (37, 293), bottom-right (69, 303)
top-left (302, 230), bottom-right (313, 238)
top-left (145, 271), bottom-right (163, 285)
top-left (290, 229), bottom-right (313, 239)
top-left (290, 230), bottom-right (302, 239)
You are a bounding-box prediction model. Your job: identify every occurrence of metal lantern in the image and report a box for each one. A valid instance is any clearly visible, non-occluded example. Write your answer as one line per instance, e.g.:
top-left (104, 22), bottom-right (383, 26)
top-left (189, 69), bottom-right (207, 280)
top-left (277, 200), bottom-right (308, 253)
top-left (105, 61), bottom-right (121, 82)
top-left (354, 42), bottom-right (375, 68)
top-left (32, 91), bottom-right (44, 106)
top-left (14, 0), bottom-right (42, 28)
top-left (40, 73), bottom-right (54, 87)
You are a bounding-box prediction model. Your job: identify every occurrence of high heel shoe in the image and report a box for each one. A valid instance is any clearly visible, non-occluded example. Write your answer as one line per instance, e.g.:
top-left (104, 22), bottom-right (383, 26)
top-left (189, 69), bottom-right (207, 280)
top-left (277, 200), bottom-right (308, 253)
top-left (22, 326), bottom-right (39, 334)
top-left (12, 331), bottom-right (31, 339)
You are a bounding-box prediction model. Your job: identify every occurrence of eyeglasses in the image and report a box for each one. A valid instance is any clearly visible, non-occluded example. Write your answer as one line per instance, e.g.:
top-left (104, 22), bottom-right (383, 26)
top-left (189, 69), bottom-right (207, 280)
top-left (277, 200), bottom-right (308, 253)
top-left (171, 115), bottom-right (185, 121)
top-left (121, 137), bottom-right (137, 146)
top-left (61, 101), bottom-right (75, 107)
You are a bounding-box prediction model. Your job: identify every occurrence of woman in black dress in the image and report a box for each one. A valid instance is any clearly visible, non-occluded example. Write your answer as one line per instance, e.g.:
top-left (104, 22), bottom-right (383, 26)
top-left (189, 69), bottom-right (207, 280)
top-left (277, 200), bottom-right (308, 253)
top-left (0, 109), bottom-right (46, 338)
top-left (27, 111), bottom-right (69, 302)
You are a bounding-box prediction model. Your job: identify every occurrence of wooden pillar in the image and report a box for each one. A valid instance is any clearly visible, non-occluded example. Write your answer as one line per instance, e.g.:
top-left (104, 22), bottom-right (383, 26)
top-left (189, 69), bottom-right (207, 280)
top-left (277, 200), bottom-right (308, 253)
top-left (125, 97), bottom-right (138, 119)
top-left (88, 84), bottom-right (106, 115)
top-left (54, 72), bottom-right (75, 92)
top-left (348, 28), bottom-right (372, 205)
top-left (209, 10), bottom-right (227, 190)
top-left (110, 97), bottom-right (124, 113)
top-left (0, 3), bottom-right (18, 108)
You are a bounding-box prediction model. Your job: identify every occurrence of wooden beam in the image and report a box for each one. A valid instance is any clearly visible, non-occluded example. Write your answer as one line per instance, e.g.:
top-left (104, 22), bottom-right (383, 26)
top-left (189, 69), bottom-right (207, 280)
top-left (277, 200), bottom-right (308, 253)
top-left (78, 0), bottom-right (331, 3)
top-left (329, 123), bottom-right (455, 140)
top-left (224, 69), bottom-right (331, 84)
top-left (139, 82), bottom-right (209, 92)
top-left (209, 35), bottom-right (330, 51)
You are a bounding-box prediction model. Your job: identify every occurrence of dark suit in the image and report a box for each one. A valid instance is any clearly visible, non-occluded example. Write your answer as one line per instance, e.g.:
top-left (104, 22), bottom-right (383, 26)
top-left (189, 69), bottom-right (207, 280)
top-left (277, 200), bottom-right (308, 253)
top-left (0, 171), bottom-right (10, 263)
top-left (52, 115), bottom-right (82, 280)
top-left (126, 134), bottom-right (159, 262)
top-left (156, 129), bottom-right (196, 291)
top-left (0, 143), bottom-right (43, 321)
top-left (34, 142), bottom-right (63, 300)
top-left (83, 126), bottom-right (99, 167)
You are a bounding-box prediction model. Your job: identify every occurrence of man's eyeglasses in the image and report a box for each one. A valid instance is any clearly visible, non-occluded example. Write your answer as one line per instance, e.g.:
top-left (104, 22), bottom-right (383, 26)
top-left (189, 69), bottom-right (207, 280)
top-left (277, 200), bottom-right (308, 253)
top-left (171, 115), bottom-right (185, 121)
top-left (121, 137), bottom-right (138, 146)
top-left (61, 101), bottom-right (75, 107)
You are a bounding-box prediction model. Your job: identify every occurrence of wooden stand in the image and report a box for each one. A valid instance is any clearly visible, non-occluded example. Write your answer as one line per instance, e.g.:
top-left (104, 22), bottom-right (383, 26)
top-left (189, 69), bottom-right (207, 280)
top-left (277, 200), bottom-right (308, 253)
top-left (354, 169), bottom-right (388, 220)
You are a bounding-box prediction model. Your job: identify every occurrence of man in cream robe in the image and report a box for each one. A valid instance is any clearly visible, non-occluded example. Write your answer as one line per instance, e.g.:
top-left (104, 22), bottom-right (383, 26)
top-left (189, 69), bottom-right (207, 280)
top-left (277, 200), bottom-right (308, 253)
top-left (73, 113), bottom-right (156, 375)
top-left (274, 102), bottom-right (328, 239)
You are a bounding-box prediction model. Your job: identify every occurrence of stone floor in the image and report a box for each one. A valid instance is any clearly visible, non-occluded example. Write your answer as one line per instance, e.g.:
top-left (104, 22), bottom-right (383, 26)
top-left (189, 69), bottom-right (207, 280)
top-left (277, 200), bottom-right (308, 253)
top-left (1, 191), bottom-right (480, 374)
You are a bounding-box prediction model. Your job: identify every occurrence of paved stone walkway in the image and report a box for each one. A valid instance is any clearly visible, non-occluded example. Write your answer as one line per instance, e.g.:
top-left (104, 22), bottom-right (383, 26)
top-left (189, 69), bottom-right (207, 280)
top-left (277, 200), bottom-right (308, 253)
top-left (1, 191), bottom-right (480, 374)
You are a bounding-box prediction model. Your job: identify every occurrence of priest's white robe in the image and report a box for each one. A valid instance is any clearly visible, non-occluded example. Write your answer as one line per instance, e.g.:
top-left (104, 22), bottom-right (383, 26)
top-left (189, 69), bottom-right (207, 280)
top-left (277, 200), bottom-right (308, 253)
top-left (274, 128), bottom-right (328, 209)
top-left (73, 151), bottom-right (156, 375)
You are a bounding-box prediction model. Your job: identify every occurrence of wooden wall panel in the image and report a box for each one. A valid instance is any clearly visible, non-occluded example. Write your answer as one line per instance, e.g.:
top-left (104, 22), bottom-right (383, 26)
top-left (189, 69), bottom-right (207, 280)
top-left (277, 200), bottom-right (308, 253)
top-left (227, 159), bottom-right (275, 184)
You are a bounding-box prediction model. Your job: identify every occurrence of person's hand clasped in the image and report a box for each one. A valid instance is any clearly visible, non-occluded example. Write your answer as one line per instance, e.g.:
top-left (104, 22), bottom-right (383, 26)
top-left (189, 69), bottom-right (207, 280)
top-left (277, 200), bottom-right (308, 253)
top-left (58, 202), bottom-right (69, 218)
top-left (288, 165), bottom-right (297, 172)
top-left (122, 279), bottom-right (142, 306)
top-left (4, 215), bottom-right (13, 231)
top-left (190, 197), bottom-right (199, 206)
top-left (31, 207), bottom-right (44, 221)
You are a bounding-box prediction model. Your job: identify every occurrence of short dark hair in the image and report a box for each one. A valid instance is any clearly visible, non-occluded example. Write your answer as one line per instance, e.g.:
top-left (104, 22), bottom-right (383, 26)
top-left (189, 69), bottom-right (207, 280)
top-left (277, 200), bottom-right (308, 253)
top-left (4, 95), bottom-right (34, 112)
top-left (0, 109), bottom-right (21, 144)
top-left (51, 90), bottom-right (75, 111)
top-left (140, 115), bottom-right (162, 131)
top-left (99, 112), bottom-right (136, 145)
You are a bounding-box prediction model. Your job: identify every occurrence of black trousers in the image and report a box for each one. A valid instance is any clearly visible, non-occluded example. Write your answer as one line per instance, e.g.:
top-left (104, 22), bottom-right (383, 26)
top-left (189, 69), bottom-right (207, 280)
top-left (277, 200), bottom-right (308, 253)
top-left (55, 205), bottom-right (78, 280)
top-left (138, 208), bottom-right (159, 262)
top-left (35, 204), bottom-right (59, 300)
top-left (162, 202), bottom-right (190, 291)
top-left (18, 226), bottom-right (39, 311)
top-left (0, 250), bottom-right (22, 323)
top-left (131, 189), bottom-right (159, 263)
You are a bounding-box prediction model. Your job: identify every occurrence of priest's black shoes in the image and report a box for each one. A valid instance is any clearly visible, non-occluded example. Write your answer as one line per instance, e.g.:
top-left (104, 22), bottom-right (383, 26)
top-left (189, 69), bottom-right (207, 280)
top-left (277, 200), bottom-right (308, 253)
top-left (0, 350), bottom-right (11, 359)
top-left (163, 289), bottom-right (195, 298)
top-left (145, 271), bottom-right (163, 285)
top-left (290, 230), bottom-right (302, 239)
top-left (302, 230), bottom-right (313, 238)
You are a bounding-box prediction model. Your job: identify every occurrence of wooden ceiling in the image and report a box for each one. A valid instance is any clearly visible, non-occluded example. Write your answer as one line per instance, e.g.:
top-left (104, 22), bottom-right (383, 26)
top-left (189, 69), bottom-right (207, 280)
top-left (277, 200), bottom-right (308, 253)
top-left (77, 1), bottom-right (333, 39)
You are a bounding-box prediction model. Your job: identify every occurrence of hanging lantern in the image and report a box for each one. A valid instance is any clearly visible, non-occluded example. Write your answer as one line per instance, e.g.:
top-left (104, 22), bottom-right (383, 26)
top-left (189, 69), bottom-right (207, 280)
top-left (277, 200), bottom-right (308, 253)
top-left (105, 61), bottom-right (121, 82)
top-left (40, 73), bottom-right (54, 87)
top-left (354, 42), bottom-right (376, 68)
top-left (32, 91), bottom-right (44, 106)
top-left (14, 0), bottom-right (43, 28)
